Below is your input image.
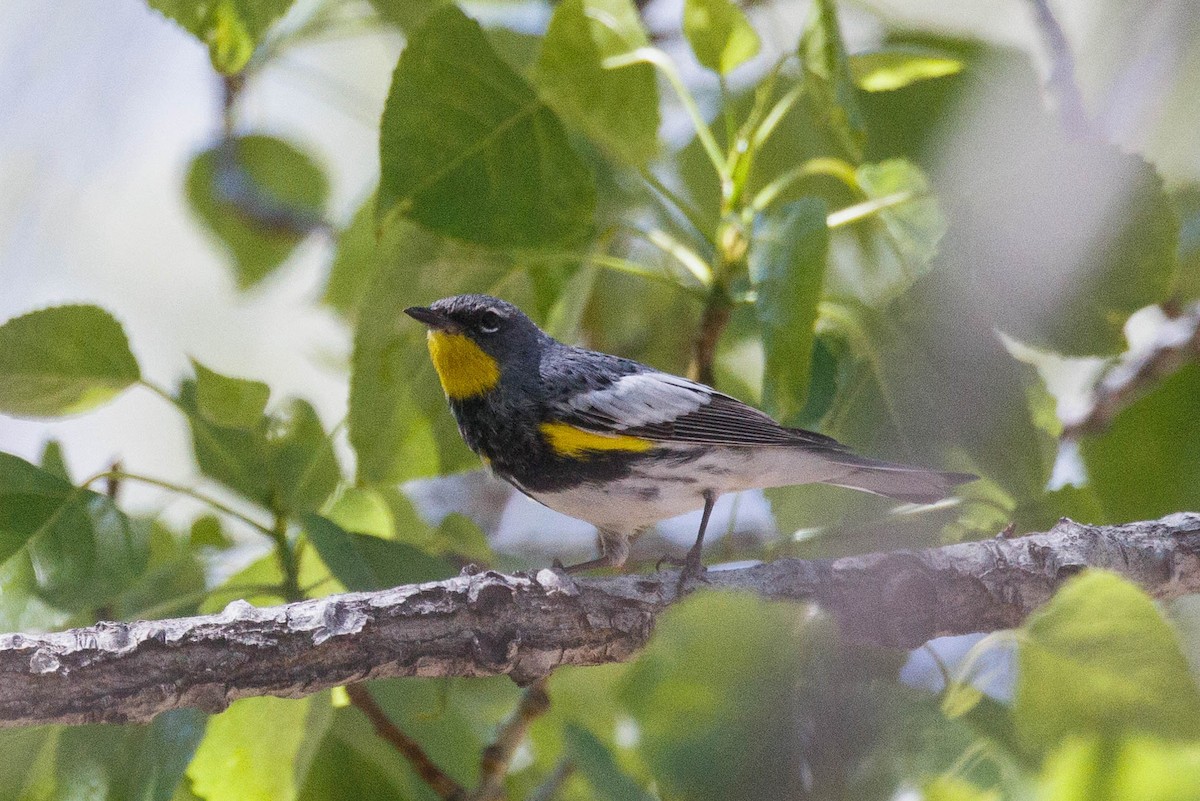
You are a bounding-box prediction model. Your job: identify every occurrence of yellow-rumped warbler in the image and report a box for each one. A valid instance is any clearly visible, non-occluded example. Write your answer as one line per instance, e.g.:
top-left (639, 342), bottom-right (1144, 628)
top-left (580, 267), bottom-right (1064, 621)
top-left (406, 294), bottom-right (973, 576)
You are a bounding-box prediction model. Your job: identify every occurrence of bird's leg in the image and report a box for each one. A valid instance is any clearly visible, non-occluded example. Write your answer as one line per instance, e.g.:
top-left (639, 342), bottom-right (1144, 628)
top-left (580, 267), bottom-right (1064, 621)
top-left (681, 491), bottom-right (715, 585)
top-left (554, 555), bottom-right (613, 574)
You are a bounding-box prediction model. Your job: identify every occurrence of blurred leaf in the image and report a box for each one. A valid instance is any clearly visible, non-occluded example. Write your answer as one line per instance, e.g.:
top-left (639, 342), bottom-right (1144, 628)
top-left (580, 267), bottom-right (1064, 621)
top-left (0, 725), bottom-right (56, 800)
top-left (147, 0), bottom-right (294, 73)
top-left (323, 201), bottom-right (379, 321)
top-left (850, 47), bottom-right (963, 92)
top-left (180, 384), bottom-right (339, 514)
top-left (53, 709), bottom-right (207, 801)
top-left (0, 452), bottom-right (73, 565)
top-left (1173, 186), bottom-right (1200, 301)
top-left (1015, 571), bottom-right (1200, 751)
top-left (800, 0), bottom-right (865, 160)
top-left (0, 550), bottom-right (71, 634)
top-left (188, 695), bottom-right (331, 801)
top-left (534, 0), bottom-right (659, 166)
top-left (620, 593), bottom-right (901, 801)
top-left (433, 512), bottom-right (494, 563)
top-left (186, 135), bottom-right (328, 289)
top-left (326, 487), bottom-right (394, 539)
top-left (564, 723), bottom-right (654, 801)
top-left (0, 305), bottom-right (140, 418)
top-left (190, 358), bottom-right (270, 429)
top-left (303, 513), bottom-right (451, 591)
top-left (39, 440), bottom-right (70, 482)
top-left (365, 0), bottom-right (445, 30)
top-left (935, 65), bottom-right (1178, 356)
top-left (855, 159), bottom-right (946, 284)
top-left (298, 731), bottom-right (407, 801)
top-left (378, 5), bottom-right (595, 248)
top-left (923, 776), bottom-right (1001, 801)
top-left (189, 514), bottom-right (233, 549)
top-left (1081, 364), bottom-right (1200, 522)
top-left (750, 198), bottom-right (830, 424)
top-left (1039, 736), bottom-right (1200, 801)
top-left (683, 0), bottom-right (760, 76)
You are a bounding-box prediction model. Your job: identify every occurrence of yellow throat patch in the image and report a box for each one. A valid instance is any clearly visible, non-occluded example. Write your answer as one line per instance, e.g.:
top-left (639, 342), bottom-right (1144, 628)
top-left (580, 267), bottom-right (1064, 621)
top-left (539, 421), bottom-right (654, 459)
top-left (427, 331), bottom-right (501, 399)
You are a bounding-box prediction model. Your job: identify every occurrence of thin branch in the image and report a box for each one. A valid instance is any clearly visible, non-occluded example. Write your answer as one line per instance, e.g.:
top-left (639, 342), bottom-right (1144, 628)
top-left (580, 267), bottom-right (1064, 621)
top-left (1061, 301), bottom-right (1200, 439)
top-left (346, 684), bottom-right (466, 801)
top-left (3, 513), bottom-right (1199, 727)
top-left (470, 677), bottom-right (552, 801)
top-left (528, 758), bottom-right (575, 801)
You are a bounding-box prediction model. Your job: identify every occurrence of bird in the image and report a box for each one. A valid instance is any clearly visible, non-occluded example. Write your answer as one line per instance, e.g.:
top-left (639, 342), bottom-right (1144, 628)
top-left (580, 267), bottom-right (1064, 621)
top-left (405, 294), bottom-right (974, 579)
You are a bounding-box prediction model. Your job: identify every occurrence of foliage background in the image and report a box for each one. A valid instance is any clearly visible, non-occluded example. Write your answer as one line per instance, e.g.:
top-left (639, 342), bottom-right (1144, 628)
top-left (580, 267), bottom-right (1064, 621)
top-left (1, 0), bottom-right (1200, 799)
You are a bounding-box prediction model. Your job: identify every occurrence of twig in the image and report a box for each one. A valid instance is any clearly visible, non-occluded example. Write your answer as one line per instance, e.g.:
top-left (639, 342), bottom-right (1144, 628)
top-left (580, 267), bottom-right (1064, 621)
top-left (1062, 301), bottom-right (1200, 438)
top-left (346, 684), bottom-right (466, 801)
top-left (689, 290), bottom-right (733, 386)
top-left (1027, 0), bottom-right (1092, 138)
top-left (471, 678), bottom-right (552, 800)
top-left (528, 758), bottom-right (575, 801)
top-left (3, 513), bottom-right (1199, 727)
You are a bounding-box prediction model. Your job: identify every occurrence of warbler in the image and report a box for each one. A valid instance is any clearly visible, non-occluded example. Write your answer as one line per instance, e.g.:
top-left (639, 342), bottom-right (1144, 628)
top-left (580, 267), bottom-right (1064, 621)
top-left (406, 294), bottom-right (973, 576)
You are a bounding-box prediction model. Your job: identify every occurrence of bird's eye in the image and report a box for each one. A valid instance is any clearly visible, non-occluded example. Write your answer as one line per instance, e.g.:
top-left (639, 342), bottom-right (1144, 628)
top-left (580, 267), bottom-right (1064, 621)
top-left (478, 310), bottom-right (502, 334)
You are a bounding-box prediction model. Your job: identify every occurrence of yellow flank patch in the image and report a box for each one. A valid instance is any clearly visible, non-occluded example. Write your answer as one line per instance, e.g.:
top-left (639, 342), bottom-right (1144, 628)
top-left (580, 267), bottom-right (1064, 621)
top-left (539, 421), bottom-right (654, 459)
top-left (427, 331), bottom-right (501, 399)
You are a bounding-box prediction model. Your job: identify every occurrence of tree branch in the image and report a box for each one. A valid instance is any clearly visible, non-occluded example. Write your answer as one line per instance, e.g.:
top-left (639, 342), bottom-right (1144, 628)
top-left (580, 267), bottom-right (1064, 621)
top-left (1062, 301), bottom-right (1200, 439)
top-left (470, 677), bottom-right (551, 801)
top-left (2, 513), bottom-right (1199, 727)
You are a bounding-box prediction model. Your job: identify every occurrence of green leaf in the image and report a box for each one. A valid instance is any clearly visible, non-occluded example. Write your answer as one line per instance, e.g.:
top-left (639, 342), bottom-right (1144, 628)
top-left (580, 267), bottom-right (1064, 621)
top-left (364, 0), bottom-right (445, 30)
top-left (750, 198), bottom-right (830, 425)
top-left (147, 0), bottom-right (295, 74)
top-left (269, 400), bottom-right (341, 515)
top-left (923, 776), bottom-right (1001, 801)
top-left (850, 47), bottom-right (963, 92)
top-left (190, 514), bottom-right (233, 549)
top-left (53, 709), bottom-right (207, 801)
top-left (186, 135), bottom-right (328, 289)
top-left (303, 513), bottom-right (451, 591)
top-left (298, 729), bottom-right (409, 801)
top-left (0, 305), bottom-right (140, 418)
top-left (682, 0), bottom-right (760, 75)
top-left (187, 695), bottom-right (331, 801)
top-left (378, 5), bottom-right (595, 248)
top-left (564, 723), bottom-right (655, 801)
top-left (1015, 571), bottom-right (1200, 751)
top-left (0, 452), bottom-right (150, 611)
top-left (534, 0), bottom-right (660, 166)
top-left (39, 440), bottom-right (70, 482)
top-left (0, 726), bottom-right (56, 800)
top-left (180, 384), bottom-right (339, 514)
top-left (1081, 365), bottom-right (1200, 522)
top-left (800, 0), bottom-right (865, 160)
top-left (191, 358), bottom-right (270, 429)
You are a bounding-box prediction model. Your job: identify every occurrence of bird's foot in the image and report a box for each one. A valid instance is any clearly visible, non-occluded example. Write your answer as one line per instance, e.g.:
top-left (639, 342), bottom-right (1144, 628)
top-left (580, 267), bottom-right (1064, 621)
top-left (657, 550), bottom-right (708, 594)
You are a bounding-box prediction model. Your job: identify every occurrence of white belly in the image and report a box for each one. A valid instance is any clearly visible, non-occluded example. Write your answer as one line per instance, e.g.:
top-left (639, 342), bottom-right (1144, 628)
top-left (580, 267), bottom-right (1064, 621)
top-left (525, 445), bottom-right (848, 533)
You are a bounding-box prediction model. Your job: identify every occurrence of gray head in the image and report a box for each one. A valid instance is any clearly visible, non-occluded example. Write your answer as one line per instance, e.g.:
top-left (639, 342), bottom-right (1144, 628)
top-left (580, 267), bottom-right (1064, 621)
top-left (404, 294), bottom-right (546, 368)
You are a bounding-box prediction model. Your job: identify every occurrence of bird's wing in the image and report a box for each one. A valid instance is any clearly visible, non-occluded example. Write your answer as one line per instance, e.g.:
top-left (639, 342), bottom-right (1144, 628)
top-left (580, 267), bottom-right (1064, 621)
top-left (547, 365), bottom-right (845, 450)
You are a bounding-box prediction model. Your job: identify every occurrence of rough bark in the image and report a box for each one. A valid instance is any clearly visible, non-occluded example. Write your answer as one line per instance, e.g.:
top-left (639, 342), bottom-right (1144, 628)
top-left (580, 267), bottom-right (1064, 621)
top-left (2, 513), bottom-right (1198, 727)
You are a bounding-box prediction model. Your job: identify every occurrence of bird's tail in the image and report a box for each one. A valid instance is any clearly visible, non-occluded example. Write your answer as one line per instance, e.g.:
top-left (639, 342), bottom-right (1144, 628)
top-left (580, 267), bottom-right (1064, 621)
top-left (826, 455), bottom-right (976, 504)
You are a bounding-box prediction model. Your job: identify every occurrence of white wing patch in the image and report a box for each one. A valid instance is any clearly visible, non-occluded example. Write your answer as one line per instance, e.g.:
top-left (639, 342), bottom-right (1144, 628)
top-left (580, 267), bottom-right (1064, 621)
top-left (566, 372), bottom-right (712, 429)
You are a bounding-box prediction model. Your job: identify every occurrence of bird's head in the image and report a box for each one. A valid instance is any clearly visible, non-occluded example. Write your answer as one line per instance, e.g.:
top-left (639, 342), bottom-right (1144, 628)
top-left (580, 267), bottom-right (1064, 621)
top-left (405, 295), bottom-right (544, 400)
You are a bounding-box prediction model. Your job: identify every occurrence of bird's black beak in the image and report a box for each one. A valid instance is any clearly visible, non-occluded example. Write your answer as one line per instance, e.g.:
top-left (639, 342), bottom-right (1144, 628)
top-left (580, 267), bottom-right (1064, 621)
top-left (404, 306), bottom-right (460, 333)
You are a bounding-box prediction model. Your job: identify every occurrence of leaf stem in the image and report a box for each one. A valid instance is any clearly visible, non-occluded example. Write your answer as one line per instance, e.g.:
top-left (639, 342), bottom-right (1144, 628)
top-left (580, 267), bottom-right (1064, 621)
top-left (606, 48), bottom-right (729, 182)
top-left (81, 470), bottom-right (274, 536)
top-left (750, 156), bottom-right (860, 212)
top-left (826, 190), bottom-right (914, 228)
top-left (271, 512), bottom-right (302, 602)
top-left (639, 166), bottom-right (716, 247)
